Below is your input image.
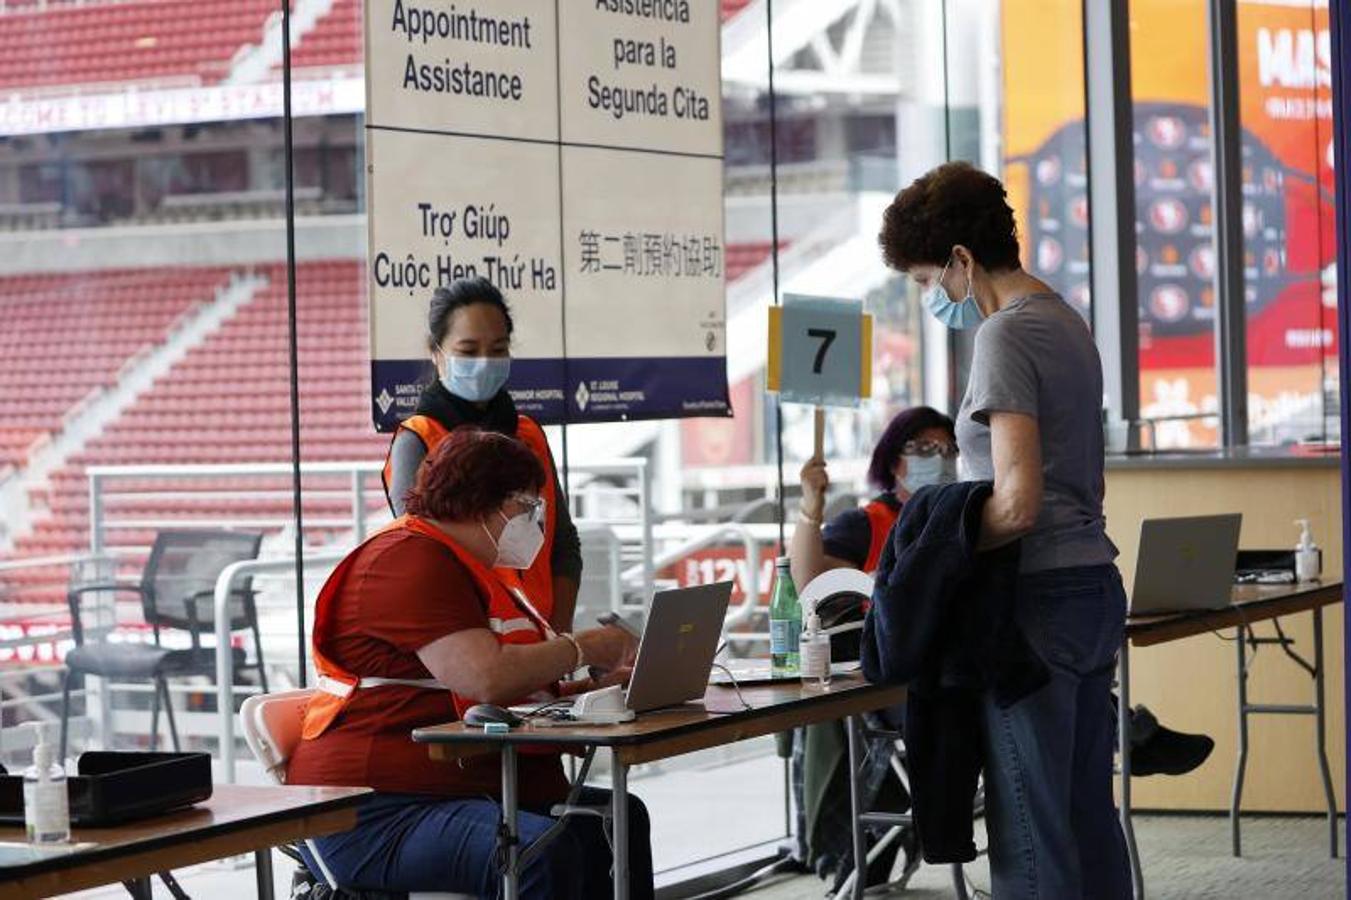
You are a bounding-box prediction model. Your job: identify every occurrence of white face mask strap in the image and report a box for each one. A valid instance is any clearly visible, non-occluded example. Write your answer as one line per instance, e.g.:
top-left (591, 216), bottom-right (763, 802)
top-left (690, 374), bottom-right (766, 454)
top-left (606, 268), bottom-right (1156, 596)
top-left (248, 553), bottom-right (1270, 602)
top-left (480, 518), bottom-right (499, 552)
top-left (936, 256), bottom-right (952, 292)
top-left (946, 249), bottom-right (974, 303)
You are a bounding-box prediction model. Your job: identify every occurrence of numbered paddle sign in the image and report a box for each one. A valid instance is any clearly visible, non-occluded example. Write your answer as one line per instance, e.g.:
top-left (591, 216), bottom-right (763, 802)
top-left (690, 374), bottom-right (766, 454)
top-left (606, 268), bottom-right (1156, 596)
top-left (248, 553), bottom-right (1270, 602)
top-left (766, 293), bottom-right (872, 407)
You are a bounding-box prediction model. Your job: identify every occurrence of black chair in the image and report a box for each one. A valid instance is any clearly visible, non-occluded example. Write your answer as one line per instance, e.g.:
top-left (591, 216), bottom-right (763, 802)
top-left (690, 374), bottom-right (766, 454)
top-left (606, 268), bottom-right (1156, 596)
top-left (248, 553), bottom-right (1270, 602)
top-left (59, 529), bottom-right (267, 759)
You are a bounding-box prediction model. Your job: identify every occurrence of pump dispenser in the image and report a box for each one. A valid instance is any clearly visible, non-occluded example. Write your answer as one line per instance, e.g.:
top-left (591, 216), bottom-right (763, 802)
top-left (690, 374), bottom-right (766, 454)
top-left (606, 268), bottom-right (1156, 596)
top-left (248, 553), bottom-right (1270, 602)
top-left (23, 722), bottom-right (70, 844)
top-left (1294, 519), bottom-right (1321, 582)
top-left (799, 603), bottom-right (831, 688)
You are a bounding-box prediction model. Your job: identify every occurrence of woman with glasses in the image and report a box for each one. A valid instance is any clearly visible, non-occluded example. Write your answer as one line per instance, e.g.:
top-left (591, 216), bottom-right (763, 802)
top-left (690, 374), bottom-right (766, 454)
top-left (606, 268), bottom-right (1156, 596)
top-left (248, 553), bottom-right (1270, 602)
top-left (788, 406), bottom-right (955, 893)
top-left (291, 429), bottom-right (650, 898)
top-left (790, 406), bottom-right (957, 588)
top-left (382, 277), bottom-right (581, 633)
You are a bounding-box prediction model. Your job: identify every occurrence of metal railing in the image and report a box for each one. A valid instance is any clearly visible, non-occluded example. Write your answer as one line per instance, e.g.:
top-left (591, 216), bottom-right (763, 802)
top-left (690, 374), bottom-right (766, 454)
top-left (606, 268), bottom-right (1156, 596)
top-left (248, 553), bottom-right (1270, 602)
top-left (79, 458), bottom-right (657, 774)
top-left (86, 459), bottom-right (655, 594)
top-left (0, 458), bottom-right (792, 775)
top-left (87, 461), bottom-right (388, 555)
top-left (214, 552), bottom-right (345, 782)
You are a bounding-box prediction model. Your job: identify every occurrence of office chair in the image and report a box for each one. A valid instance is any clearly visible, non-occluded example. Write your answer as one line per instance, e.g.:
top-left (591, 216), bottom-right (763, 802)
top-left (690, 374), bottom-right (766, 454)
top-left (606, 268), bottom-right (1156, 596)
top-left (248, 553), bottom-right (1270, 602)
top-left (60, 529), bottom-right (267, 759)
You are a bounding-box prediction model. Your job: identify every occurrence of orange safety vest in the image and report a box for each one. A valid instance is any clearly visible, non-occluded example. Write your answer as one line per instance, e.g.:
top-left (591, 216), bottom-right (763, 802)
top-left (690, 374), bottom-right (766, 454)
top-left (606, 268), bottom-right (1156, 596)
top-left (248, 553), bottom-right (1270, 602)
top-left (382, 413), bottom-right (560, 623)
top-left (862, 499), bottom-right (900, 575)
top-left (302, 515), bottom-right (556, 741)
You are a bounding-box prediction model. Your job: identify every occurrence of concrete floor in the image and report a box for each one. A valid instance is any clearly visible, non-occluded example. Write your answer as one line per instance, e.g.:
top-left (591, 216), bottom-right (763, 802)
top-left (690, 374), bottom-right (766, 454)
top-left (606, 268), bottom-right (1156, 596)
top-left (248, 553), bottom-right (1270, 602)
top-left (743, 814), bottom-right (1346, 899)
top-left (53, 813), bottom-right (1344, 898)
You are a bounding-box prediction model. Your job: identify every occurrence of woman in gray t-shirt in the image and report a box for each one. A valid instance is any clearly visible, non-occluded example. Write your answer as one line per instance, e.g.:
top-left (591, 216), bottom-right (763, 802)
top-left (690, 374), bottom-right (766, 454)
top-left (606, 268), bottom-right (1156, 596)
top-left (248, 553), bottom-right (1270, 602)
top-left (879, 161), bottom-right (1131, 899)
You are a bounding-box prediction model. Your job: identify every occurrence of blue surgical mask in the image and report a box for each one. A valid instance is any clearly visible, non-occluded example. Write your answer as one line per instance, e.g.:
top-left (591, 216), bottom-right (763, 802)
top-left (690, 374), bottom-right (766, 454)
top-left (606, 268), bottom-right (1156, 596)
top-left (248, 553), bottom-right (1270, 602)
top-left (900, 454), bottom-right (958, 494)
top-left (923, 257), bottom-right (984, 330)
top-left (442, 355), bottom-right (511, 402)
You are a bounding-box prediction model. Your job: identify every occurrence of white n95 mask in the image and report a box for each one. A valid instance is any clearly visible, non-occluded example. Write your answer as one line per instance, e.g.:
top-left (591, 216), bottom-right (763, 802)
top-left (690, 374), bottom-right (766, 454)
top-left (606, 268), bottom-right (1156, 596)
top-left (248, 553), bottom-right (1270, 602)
top-left (482, 504), bottom-right (546, 570)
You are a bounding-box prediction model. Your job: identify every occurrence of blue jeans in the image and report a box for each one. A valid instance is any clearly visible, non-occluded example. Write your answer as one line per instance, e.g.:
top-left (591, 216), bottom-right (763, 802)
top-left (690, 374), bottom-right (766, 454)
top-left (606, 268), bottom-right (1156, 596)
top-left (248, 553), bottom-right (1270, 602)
top-left (980, 564), bottom-right (1131, 899)
top-left (299, 787), bottom-right (654, 900)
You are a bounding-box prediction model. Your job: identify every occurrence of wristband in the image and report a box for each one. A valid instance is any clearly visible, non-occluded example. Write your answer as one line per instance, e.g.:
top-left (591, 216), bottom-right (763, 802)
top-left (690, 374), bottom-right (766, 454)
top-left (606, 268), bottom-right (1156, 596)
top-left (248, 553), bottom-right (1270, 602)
top-left (798, 506), bottom-right (823, 525)
top-left (560, 632), bottom-right (585, 670)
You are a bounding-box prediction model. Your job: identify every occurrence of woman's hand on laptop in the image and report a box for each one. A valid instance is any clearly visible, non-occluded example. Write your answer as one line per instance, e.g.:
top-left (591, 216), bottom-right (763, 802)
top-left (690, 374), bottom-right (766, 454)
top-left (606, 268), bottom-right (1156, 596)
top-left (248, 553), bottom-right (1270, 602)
top-left (574, 625), bottom-right (638, 672)
top-left (560, 665), bottom-right (634, 697)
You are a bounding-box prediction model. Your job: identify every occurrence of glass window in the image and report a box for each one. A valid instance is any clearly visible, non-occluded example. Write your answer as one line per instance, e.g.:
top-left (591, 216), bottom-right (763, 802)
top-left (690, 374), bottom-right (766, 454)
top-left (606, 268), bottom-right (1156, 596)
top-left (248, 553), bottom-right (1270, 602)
top-left (0, 3), bottom-right (298, 757)
top-left (1128, 0), bottom-right (1222, 450)
top-left (1237, 0), bottom-right (1338, 446)
top-left (1000, 0), bottom-right (1094, 324)
top-left (554, 0), bottom-right (956, 875)
top-left (0, 0), bottom-right (1113, 891)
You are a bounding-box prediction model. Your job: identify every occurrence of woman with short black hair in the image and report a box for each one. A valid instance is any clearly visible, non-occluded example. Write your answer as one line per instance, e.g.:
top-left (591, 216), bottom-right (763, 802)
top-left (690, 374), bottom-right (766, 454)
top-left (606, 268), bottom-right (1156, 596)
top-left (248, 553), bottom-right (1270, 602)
top-left (382, 277), bottom-right (582, 632)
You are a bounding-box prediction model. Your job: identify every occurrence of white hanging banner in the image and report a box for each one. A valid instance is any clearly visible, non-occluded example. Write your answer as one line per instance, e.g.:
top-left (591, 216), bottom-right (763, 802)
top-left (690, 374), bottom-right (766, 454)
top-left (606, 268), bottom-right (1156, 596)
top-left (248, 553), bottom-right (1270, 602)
top-left (365, 0), bottom-right (729, 429)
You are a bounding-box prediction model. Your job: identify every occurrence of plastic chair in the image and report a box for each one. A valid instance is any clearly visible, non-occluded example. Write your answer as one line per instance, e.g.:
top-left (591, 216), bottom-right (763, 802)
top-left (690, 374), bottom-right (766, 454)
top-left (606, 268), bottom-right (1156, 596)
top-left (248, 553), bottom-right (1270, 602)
top-left (59, 529), bottom-right (267, 759)
top-left (239, 690), bottom-right (470, 900)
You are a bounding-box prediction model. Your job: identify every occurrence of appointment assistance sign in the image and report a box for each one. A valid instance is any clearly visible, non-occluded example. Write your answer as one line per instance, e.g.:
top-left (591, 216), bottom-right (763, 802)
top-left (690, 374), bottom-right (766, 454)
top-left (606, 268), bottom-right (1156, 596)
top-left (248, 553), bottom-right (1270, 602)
top-left (365, 0), bottom-right (729, 430)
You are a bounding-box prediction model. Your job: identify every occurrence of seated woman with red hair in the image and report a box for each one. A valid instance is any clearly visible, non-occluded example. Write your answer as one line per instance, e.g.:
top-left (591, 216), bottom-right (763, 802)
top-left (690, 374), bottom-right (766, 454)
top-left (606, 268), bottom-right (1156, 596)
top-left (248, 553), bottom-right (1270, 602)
top-left (287, 428), bottom-right (650, 898)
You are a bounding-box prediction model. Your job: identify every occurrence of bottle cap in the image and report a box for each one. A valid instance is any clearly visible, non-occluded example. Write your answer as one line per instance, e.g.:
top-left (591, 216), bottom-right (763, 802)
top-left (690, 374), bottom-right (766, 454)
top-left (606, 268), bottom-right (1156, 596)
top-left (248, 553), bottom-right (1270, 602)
top-left (775, 556), bottom-right (791, 568)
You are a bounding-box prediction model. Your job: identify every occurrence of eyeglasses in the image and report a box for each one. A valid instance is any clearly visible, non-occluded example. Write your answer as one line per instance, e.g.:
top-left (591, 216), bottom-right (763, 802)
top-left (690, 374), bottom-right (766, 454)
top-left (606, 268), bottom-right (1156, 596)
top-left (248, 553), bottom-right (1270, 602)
top-left (901, 440), bottom-right (959, 460)
top-left (509, 494), bottom-right (547, 525)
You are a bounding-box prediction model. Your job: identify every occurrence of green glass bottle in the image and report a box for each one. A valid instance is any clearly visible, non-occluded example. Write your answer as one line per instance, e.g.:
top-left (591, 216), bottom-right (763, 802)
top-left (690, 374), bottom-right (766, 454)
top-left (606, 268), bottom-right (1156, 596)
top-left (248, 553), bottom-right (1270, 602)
top-left (769, 556), bottom-right (801, 676)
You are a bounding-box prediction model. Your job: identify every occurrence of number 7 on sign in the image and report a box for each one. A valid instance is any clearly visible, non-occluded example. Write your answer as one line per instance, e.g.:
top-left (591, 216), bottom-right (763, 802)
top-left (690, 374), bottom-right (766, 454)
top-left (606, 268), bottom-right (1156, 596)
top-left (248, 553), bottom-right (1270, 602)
top-left (766, 294), bottom-right (872, 409)
top-left (807, 328), bottom-right (836, 374)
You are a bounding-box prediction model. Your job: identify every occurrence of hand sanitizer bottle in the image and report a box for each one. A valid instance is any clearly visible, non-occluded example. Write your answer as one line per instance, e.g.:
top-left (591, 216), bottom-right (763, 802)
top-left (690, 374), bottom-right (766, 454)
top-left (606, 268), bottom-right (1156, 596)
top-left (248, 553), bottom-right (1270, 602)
top-left (24, 723), bottom-right (70, 844)
top-left (799, 608), bottom-right (831, 688)
top-left (1294, 519), bottom-right (1321, 583)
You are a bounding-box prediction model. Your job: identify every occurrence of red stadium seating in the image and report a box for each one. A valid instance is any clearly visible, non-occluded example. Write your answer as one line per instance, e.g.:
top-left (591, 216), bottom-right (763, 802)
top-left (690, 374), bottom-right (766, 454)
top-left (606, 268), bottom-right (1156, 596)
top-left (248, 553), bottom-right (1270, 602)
top-left (0, 260), bottom-right (387, 606)
top-left (0, 0), bottom-right (278, 91)
top-left (1, 0), bottom-right (751, 92)
top-left (0, 267), bottom-right (229, 468)
top-left (721, 0), bottom-right (754, 21)
top-left (724, 241), bottom-right (784, 282)
top-left (0, 243), bottom-right (773, 607)
top-left (286, 0), bottom-right (360, 73)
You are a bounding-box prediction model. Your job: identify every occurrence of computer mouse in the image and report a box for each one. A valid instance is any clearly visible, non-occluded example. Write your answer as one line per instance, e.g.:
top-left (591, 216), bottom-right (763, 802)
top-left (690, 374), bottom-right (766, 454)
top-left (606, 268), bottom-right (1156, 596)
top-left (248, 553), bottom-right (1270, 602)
top-left (463, 703), bottom-right (522, 727)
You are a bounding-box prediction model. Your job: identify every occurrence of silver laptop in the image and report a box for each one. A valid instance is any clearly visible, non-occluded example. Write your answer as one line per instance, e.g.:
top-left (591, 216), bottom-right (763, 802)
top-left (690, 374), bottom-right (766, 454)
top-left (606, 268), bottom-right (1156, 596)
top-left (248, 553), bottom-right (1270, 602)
top-left (1130, 514), bottom-right (1242, 615)
top-left (515, 582), bottom-right (733, 717)
top-left (624, 581), bottom-right (733, 713)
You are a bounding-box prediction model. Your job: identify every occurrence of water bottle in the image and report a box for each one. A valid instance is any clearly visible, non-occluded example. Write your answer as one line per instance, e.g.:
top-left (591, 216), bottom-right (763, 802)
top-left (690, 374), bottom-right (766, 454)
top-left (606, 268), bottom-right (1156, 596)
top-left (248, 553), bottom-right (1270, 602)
top-left (769, 557), bottom-right (801, 677)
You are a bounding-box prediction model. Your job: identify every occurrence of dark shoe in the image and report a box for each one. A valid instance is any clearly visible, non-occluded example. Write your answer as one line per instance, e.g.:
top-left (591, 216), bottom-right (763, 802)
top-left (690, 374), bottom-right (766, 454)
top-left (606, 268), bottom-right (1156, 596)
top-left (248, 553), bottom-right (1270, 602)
top-left (1129, 705), bottom-right (1215, 776)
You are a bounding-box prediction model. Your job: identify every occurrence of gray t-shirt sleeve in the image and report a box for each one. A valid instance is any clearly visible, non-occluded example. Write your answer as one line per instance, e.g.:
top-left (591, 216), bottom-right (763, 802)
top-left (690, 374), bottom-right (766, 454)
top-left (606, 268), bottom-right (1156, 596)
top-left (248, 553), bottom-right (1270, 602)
top-left (966, 315), bottom-right (1040, 426)
top-left (386, 429), bottom-right (427, 516)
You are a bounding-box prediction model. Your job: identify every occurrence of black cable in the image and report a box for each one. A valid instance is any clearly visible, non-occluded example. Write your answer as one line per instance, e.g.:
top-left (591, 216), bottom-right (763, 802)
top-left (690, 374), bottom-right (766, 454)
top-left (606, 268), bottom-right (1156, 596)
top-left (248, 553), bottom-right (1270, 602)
top-left (766, 0), bottom-right (785, 553)
top-left (279, 0), bottom-right (307, 686)
top-left (522, 696), bottom-right (574, 720)
top-left (551, 0), bottom-right (572, 504)
top-left (707, 662), bottom-right (753, 712)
